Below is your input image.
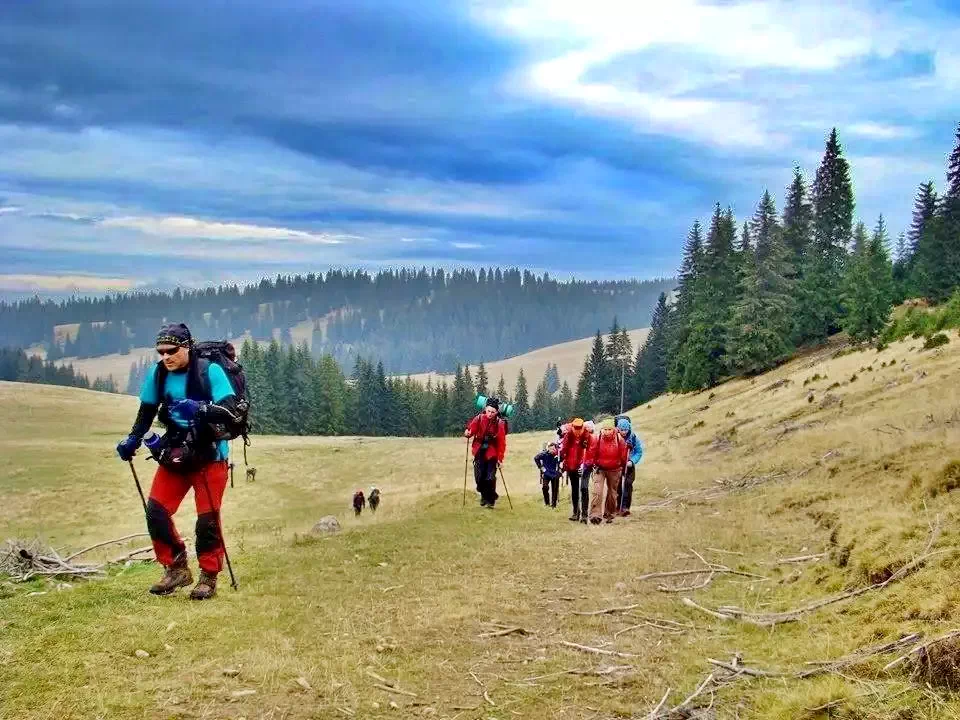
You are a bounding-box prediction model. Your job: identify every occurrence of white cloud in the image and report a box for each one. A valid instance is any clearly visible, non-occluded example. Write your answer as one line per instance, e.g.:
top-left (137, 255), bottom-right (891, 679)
top-left (848, 122), bottom-right (917, 141)
top-left (475, 0), bottom-right (960, 150)
top-left (99, 216), bottom-right (352, 244)
top-left (0, 273), bottom-right (137, 292)
top-left (451, 241), bottom-right (484, 249)
top-left (0, 206), bottom-right (22, 215)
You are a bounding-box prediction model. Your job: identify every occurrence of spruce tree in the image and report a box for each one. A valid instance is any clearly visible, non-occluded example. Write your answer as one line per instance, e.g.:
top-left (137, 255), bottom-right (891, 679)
top-left (676, 205), bottom-right (737, 390)
top-left (633, 292), bottom-right (670, 402)
top-left (782, 166), bottom-right (813, 272)
top-left (313, 354), bottom-right (346, 435)
top-left (496, 375), bottom-right (507, 400)
top-left (557, 380), bottom-right (575, 421)
top-left (574, 362), bottom-right (594, 418)
top-left (667, 221), bottom-right (705, 391)
top-left (935, 123), bottom-right (960, 301)
top-left (906, 181), bottom-right (937, 290)
top-left (513, 368), bottom-right (530, 432)
top-left (475, 362), bottom-right (489, 396)
top-left (726, 193), bottom-right (795, 375)
top-left (803, 128), bottom-right (855, 340)
top-left (843, 216), bottom-right (894, 341)
top-left (531, 374), bottom-right (552, 429)
top-left (586, 330), bottom-right (610, 411)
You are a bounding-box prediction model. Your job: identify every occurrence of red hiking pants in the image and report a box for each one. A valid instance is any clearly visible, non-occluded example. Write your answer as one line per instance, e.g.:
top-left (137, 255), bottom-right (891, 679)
top-left (146, 461), bottom-right (228, 573)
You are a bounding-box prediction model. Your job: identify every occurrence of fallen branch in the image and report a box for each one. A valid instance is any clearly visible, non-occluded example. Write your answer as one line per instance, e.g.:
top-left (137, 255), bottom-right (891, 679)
top-left (109, 545), bottom-right (154, 564)
top-left (559, 641), bottom-right (639, 658)
top-left (571, 604), bottom-right (640, 616)
top-left (63, 533), bottom-right (150, 562)
top-left (883, 629), bottom-right (960, 674)
top-left (681, 522), bottom-right (944, 627)
top-left (478, 626), bottom-right (529, 639)
top-left (644, 688), bottom-right (671, 719)
top-left (658, 572), bottom-right (716, 593)
top-left (372, 683), bottom-right (417, 698)
top-left (777, 553), bottom-right (827, 564)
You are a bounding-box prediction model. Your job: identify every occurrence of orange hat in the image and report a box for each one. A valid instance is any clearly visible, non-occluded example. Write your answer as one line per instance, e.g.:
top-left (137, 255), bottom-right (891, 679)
top-left (572, 418), bottom-right (585, 428)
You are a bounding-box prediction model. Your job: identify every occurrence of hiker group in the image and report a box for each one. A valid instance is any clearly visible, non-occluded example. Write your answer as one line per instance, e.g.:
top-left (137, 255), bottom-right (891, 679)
top-left (464, 394), bottom-right (644, 522)
top-left (535, 416), bottom-right (643, 524)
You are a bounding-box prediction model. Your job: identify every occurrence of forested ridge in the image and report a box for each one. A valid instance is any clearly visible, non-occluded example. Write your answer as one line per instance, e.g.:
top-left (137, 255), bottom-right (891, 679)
top-left (1, 269), bottom-right (672, 375)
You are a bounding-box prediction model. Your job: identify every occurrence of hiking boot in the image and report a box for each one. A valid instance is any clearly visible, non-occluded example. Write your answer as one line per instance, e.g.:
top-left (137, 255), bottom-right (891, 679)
top-left (580, 516), bottom-right (587, 524)
top-left (620, 509), bottom-right (631, 517)
top-left (149, 555), bottom-right (192, 596)
top-left (605, 516), bottom-right (614, 524)
top-left (590, 516), bottom-right (601, 525)
top-left (569, 511), bottom-right (580, 522)
top-left (189, 570), bottom-right (218, 600)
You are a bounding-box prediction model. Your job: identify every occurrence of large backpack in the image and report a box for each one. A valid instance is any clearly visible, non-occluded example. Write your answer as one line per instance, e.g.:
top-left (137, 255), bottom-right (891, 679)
top-left (156, 341), bottom-right (251, 444)
top-left (194, 341), bottom-right (250, 443)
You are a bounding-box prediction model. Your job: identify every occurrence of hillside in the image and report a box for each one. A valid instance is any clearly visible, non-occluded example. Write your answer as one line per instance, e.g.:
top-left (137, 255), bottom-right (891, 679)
top-left (3, 330), bottom-right (960, 719)
top-left (403, 327), bottom-right (649, 392)
top-left (2, 269), bottom-right (673, 376)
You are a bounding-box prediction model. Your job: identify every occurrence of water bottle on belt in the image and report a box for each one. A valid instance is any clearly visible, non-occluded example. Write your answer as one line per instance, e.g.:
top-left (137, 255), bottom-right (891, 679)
top-left (143, 432), bottom-right (163, 459)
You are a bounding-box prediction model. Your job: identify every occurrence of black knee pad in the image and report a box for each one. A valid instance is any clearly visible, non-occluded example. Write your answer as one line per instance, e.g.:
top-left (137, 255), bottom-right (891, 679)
top-left (195, 512), bottom-right (221, 555)
top-left (146, 499), bottom-right (179, 548)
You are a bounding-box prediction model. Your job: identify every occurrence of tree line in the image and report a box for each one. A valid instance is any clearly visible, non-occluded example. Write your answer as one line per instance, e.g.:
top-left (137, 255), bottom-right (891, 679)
top-left (194, 339), bottom-right (576, 437)
top-left (2, 268), bottom-right (672, 375)
top-left (0, 347), bottom-right (117, 392)
top-left (565, 123), bottom-right (960, 415)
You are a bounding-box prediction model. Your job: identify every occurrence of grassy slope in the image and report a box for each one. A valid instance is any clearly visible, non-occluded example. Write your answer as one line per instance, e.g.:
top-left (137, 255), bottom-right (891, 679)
top-left (404, 327), bottom-right (649, 392)
top-left (2, 331), bottom-right (960, 719)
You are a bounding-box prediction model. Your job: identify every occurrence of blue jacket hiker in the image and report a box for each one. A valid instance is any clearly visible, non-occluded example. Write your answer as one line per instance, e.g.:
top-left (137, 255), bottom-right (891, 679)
top-left (534, 442), bottom-right (562, 509)
top-left (616, 417), bottom-right (644, 515)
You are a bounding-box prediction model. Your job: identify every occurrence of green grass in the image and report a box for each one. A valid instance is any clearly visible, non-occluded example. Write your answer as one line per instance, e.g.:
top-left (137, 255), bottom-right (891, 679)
top-left (4, 326), bottom-right (960, 719)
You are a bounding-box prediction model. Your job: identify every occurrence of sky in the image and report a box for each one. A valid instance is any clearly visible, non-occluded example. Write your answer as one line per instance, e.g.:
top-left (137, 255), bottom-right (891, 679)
top-left (1, 0), bottom-right (959, 298)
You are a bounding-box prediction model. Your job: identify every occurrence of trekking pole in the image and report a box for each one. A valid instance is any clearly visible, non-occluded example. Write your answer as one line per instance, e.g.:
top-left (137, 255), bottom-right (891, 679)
top-left (127, 460), bottom-right (148, 515)
top-left (497, 465), bottom-right (514, 510)
top-left (462, 437), bottom-right (470, 508)
top-left (198, 470), bottom-right (238, 591)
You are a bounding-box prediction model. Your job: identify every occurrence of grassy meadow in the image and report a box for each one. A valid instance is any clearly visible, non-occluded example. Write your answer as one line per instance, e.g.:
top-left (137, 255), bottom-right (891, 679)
top-left (3, 330), bottom-right (960, 719)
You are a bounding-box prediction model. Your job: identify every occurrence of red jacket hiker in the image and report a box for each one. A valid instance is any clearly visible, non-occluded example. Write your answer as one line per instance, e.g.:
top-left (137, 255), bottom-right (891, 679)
top-left (588, 427), bottom-right (627, 470)
top-left (466, 413), bottom-right (507, 464)
top-left (559, 423), bottom-right (593, 472)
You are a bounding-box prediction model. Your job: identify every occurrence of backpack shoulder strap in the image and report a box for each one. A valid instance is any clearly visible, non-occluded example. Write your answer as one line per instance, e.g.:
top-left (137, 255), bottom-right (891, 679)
top-left (154, 361), bottom-right (168, 404)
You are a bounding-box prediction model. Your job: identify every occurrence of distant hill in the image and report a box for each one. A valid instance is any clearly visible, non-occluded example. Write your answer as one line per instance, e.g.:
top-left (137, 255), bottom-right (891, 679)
top-left (2, 268), bottom-right (673, 376)
top-left (403, 327), bottom-right (650, 395)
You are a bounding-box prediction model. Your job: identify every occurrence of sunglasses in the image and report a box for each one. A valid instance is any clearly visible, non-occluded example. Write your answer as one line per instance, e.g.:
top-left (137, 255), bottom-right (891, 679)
top-left (156, 347), bottom-right (183, 357)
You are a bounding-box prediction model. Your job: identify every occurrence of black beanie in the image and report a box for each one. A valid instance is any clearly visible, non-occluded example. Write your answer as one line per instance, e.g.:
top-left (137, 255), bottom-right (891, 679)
top-left (485, 396), bottom-right (500, 410)
top-left (156, 322), bottom-right (192, 347)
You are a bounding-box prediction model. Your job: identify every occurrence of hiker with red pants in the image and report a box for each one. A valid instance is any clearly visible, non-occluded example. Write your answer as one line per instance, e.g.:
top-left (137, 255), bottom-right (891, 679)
top-left (585, 419), bottom-right (628, 524)
top-left (559, 418), bottom-right (594, 523)
top-left (464, 397), bottom-right (507, 508)
top-left (116, 323), bottom-right (241, 600)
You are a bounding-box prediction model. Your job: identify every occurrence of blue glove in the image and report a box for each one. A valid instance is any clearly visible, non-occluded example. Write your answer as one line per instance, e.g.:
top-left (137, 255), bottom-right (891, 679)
top-left (117, 434), bottom-right (141, 461)
top-left (170, 399), bottom-right (204, 424)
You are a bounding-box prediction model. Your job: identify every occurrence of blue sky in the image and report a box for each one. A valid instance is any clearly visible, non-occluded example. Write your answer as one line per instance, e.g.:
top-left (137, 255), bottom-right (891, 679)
top-left (0, 0), bottom-right (959, 297)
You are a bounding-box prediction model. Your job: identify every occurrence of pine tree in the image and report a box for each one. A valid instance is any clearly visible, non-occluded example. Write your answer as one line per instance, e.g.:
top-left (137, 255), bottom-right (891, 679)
top-left (531, 374), bottom-right (552, 429)
top-left (667, 221), bottom-right (705, 391)
top-left (892, 231), bottom-right (909, 302)
top-left (449, 365), bottom-right (470, 433)
top-left (933, 123), bottom-right (960, 301)
top-left (843, 216), bottom-right (894, 341)
top-left (803, 128), bottom-right (855, 341)
top-left (634, 292), bottom-right (670, 403)
top-left (675, 205), bottom-right (737, 390)
top-left (726, 193), bottom-right (795, 375)
top-left (585, 330), bottom-right (610, 411)
top-left (496, 375), bottom-right (507, 400)
top-left (513, 368), bottom-right (530, 432)
top-left (906, 181), bottom-right (937, 290)
top-left (557, 380), bottom-right (575, 421)
top-left (475, 362), bottom-right (489, 396)
top-left (574, 362), bottom-right (594, 418)
top-left (313, 354), bottom-right (346, 434)
top-left (782, 166), bottom-right (813, 273)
